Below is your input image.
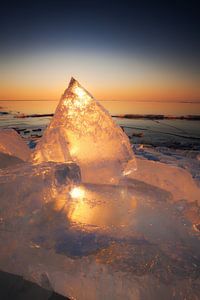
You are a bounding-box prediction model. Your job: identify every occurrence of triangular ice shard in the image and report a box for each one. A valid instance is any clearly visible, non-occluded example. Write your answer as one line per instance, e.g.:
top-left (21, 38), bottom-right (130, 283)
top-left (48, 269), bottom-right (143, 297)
top-left (32, 78), bottom-right (136, 182)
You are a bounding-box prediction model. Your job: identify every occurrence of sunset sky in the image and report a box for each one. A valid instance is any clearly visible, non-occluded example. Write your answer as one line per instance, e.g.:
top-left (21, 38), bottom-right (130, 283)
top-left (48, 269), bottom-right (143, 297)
top-left (0, 0), bottom-right (200, 102)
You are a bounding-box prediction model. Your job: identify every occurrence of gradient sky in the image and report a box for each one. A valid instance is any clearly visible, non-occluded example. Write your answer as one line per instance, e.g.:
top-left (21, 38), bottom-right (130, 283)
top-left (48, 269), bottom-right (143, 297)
top-left (0, 0), bottom-right (200, 102)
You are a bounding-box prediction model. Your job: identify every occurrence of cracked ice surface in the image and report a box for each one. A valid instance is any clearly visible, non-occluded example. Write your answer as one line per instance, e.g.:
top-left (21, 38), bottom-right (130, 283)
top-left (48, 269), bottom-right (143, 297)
top-left (32, 78), bottom-right (136, 183)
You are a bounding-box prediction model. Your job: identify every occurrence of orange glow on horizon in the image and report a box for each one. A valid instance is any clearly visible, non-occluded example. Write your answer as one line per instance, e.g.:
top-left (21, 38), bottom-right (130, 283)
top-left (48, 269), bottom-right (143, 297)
top-left (1, 50), bottom-right (199, 103)
top-left (1, 80), bottom-right (200, 102)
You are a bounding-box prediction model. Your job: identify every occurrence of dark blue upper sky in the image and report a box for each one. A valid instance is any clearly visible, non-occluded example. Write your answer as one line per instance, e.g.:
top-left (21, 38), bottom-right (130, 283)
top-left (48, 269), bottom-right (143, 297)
top-left (1, 0), bottom-right (200, 101)
top-left (1, 0), bottom-right (199, 61)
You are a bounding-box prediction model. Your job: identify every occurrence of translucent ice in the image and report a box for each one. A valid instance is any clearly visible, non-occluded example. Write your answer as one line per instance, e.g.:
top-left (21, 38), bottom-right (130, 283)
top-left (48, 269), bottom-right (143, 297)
top-left (0, 152), bottom-right (24, 169)
top-left (32, 78), bottom-right (135, 183)
top-left (128, 157), bottom-right (200, 204)
top-left (0, 161), bottom-right (81, 215)
top-left (0, 129), bottom-right (31, 162)
top-left (0, 167), bottom-right (199, 300)
top-left (1, 79), bottom-right (200, 299)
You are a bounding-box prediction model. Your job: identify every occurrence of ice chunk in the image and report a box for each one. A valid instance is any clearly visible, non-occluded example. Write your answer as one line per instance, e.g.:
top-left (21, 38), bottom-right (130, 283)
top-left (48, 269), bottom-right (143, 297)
top-left (128, 158), bottom-right (200, 204)
top-left (32, 78), bottom-right (135, 183)
top-left (32, 127), bottom-right (72, 164)
top-left (0, 152), bottom-right (24, 169)
top-left (0, 129), bottom-right (31, 162)
top-left (1, 78), bottom-right (199, 299)
top-left (0, 161), bottom-right (81, 213)
top-left (0, 171), bottom-right (199, 300)
top-left (134, 144), bottom-right (200, 182)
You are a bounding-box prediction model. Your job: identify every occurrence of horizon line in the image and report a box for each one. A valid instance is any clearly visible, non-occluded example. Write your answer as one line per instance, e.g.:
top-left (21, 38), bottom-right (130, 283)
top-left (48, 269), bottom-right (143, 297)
top-left (0, 99), bottom-right (200, 103)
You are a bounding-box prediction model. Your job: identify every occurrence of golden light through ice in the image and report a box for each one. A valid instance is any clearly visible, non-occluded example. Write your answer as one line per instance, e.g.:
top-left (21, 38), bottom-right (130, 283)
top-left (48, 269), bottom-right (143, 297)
top-left (67, 184), bottom-right (138, 228)
top-left (64, 83), bottom-right (92, 109)
top-left (70, 186), bottom-right (85, 199)
top-left (74, 86), bottom-right (87, 98)
top-left (31, 77), bottom-right (136, 182)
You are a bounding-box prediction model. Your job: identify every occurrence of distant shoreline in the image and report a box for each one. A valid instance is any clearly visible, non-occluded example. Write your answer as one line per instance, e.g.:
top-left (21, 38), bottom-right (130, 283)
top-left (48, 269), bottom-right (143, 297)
top-left (113, 114), bottom-right (200, 120)
top-left (13, 113), bottom-right (200, 120)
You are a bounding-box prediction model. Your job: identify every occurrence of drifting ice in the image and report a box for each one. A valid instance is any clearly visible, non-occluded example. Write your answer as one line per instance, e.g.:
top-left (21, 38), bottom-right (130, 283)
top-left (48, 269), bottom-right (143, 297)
top-left (32, 78), bottom-right (136, 183)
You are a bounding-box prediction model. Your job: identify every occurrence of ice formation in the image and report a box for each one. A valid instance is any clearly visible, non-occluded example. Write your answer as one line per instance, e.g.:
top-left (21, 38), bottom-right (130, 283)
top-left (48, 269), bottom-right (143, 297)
top-left (0, 78), bottom-right (200, 299)
top-left (0, 166), bottom-right (200, 300)
top-left (0, 152), bottom-right (24, 169)
top-left (32, 78), bottom-right (135, 183)
top-left (126, 157), bottom-right (200, 204)
top-left (0, 129), bottom-right (31, 162)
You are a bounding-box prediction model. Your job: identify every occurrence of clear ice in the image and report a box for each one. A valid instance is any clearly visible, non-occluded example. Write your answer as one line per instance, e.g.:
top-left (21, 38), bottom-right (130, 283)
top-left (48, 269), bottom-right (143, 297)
top-left (32, 78), bottom-right (136, 183)
top-left (0, 129), bottom-right (31, 162)
top-left (0, 167), bottom-right (200, 300)
top-left (0, 79), bottom-right (200, 300)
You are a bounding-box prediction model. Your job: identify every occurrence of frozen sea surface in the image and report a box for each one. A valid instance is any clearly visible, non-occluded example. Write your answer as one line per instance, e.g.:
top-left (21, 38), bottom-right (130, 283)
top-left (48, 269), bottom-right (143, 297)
top-left (1, 104), bottom-right (200, 183)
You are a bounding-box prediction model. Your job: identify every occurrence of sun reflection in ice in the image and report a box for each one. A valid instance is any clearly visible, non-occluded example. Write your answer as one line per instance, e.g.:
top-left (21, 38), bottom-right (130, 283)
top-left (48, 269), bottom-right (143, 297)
top-left (74, 86), bottom-right (86, 98)
top-left (73, 85), bottom-right (92, 108)
top-left (67, 185), bottom-right (138, 228)
top-left (63, 86), bottom-right (91, 109)
top-left (70, 186), bottom-right (85, 199)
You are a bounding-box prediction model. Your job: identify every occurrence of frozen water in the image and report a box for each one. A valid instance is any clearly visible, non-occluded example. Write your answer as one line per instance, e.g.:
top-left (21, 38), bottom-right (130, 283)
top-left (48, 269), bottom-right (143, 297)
top-left (0, 162), bottom-right (81, 214)
top-left (127, 157), bottom-right (200, 204)
top-left (0, 160), bottom-right (199, 300)
top-left (0, 79), bottom-right (199, 299)
top-left (32, 78), bottom-right (135, 183)
top-left (0, 152), bottom-right (24, 169)
top-left (0, 129), bottom-right (31, 162)
top-left (32, 127), bottom-right (72, 164)
top-left (134, 144), bottom-right (200, 183)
